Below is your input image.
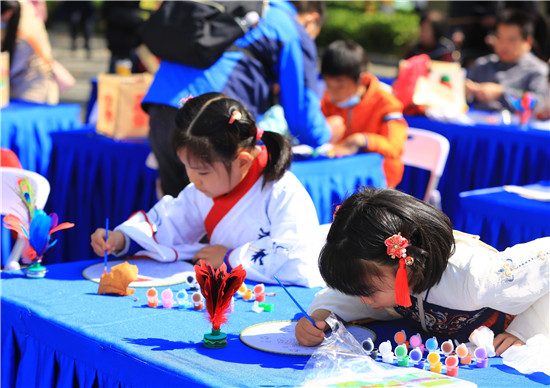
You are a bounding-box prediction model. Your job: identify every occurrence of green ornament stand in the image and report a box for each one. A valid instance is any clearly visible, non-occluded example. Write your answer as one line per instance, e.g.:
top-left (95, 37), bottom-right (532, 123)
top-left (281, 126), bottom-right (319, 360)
top-left (26, 261), bottom-right (47, 278)
top-left (203, 329), bottom-right (227, 348)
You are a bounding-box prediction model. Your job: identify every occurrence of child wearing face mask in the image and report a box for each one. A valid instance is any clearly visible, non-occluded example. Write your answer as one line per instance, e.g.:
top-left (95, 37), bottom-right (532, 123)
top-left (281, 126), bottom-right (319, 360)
top-left (321, 40), bottom-right (408, 188)
top-left (90, 92), bottom-right (324, 287)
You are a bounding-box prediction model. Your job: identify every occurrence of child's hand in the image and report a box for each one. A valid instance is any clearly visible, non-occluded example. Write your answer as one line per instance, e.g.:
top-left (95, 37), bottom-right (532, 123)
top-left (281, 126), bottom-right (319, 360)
top-left (474, 82), bottom-right (504, 102)
top-left (331, 133), bottom-right (366, 156)
top-left (90, 229), bottom-right (125, 256)
top-left (192, 244), bottom-right (228, 268)
top-left (295, 316), bottom-right (327, 346)
top-left (493, 331), bottom-right (525, 356)
top-left (327, 115), bottom-right (346, 144)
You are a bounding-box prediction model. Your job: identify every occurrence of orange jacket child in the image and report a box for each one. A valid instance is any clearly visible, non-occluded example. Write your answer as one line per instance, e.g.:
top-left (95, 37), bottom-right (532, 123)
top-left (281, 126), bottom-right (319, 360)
top-left (322, 73), bottom-right (408, 188)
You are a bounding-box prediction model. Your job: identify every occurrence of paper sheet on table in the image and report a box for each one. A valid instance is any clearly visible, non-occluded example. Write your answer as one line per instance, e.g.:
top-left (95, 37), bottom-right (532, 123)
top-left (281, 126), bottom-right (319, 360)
top-left (83, 258), bottom-right (195, 287)
top-left (240, 320), bottom-right (375, 356)
top-left (503, 183), bottom-right (550, 202)
top-left (302, 368), bottom-right (477, 387)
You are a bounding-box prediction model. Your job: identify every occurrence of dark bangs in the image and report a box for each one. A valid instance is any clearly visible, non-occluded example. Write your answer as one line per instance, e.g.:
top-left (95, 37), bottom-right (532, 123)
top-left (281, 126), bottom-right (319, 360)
top-left (173, 128), bottom-right (230, 169)
top-left (319, 241), bottom-right (388, 297)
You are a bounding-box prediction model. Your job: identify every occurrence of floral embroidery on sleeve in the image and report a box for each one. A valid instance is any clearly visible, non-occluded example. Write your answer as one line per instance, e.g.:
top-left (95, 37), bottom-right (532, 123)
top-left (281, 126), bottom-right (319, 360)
top-left (497, 251), bottom-right (548, 282)
top-left (498, 259), bottom-right (515, 282)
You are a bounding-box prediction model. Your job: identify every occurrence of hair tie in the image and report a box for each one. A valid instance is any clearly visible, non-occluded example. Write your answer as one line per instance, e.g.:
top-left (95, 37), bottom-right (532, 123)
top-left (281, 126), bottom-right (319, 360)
top-left (256, 127), bottom-right (264, 140)
top-left (332, 205), bottom-right (341, 221)
top-left (384, 233), bottom-right (413, 307)
top-left (228, 110), bottom-right (242, 124)
top-left (178, 95), bottom-right (194, 108)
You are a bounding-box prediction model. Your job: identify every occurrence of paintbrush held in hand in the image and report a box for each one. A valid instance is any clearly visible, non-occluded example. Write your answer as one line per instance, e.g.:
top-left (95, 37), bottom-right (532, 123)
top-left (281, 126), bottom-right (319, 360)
top-left (194, 260), bottom-right (246, 348)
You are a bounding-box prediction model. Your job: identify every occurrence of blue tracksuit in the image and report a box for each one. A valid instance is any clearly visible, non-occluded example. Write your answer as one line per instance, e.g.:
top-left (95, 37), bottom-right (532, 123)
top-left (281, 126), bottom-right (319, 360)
top-left (142, 1), bottom-right (331, 147)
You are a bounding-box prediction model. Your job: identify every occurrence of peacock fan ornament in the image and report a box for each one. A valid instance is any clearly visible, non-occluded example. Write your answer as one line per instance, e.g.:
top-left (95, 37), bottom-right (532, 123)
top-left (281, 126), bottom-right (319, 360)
top-left (194, 260), bottom-right (246, 348)
top-left (3, 177), bottom-right (74, 278)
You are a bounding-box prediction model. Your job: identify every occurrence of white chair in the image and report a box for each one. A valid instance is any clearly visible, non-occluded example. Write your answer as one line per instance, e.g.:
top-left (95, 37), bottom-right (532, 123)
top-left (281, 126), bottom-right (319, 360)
top-left (401, 128), bottom-right (450, 208)
top-left (1, 167), bottom-right (51, 270)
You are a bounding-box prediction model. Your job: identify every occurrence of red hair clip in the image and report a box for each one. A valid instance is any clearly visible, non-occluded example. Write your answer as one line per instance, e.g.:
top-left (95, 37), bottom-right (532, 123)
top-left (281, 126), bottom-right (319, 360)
top-left (385, 233), bottom-right (409, 259)
top-left (228, 110), bottom-right (242, 124)
top-left (178, 95), bottom-right (194, 108)
top-left (256, 127), bottom-right (264, 140)
top-left (384, 233), bottom-right (413, 307)
top-left (332, 205), bottom-right (341, 221)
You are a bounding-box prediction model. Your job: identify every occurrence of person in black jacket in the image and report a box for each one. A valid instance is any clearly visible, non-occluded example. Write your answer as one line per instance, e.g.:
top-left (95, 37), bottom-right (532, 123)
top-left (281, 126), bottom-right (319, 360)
top-left (101, 1), bottom-right (144, 74)
top-left (64, 1), bottom-right (95, 58)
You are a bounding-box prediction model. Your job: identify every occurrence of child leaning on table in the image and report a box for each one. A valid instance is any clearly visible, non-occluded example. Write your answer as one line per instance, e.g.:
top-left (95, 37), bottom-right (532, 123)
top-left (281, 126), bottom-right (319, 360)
top-left (295, 187), bottom-right (549, 355)
top-left (320, 40), bottom-right (408, 188)
top-left (90, 92), bottom-right (324, 287)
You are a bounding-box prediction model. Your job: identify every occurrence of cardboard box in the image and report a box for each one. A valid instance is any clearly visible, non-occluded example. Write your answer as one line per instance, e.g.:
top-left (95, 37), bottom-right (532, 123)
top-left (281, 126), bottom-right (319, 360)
top-left (96, 73), bottom-right (153, 138)
top-left (0, 52), bottom-right (10, 108)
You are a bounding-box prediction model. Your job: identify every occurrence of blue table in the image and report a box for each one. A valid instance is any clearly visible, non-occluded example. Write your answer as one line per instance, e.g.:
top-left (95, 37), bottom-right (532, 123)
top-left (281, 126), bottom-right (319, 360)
top-left (1, 100), bottom-right (82, 175)
top-left (45, 129), bottom-right (386, 262)
top-left (1, 101), bottom-right (82, 267)
top-left (45, 129), bottom-right (158, 264)
top-left (291, 153), bottom-right (386, 224)
top-left (455, 182), bottom-right (550, 251)
top-left (2, 260), bottom-right (548, 387)
top-left (402, 115), bottom-right (550, 224)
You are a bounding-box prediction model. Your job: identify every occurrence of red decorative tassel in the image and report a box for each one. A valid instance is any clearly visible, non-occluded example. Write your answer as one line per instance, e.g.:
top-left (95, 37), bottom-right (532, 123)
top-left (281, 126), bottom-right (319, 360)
top-left (395, 258), bottom-right (412, 307)
top-left (194, 260), bottom-right (246, 330)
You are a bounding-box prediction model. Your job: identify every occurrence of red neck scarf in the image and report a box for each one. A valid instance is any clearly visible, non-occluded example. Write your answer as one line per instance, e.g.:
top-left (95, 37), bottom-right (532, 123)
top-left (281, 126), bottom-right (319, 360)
top-left (204, 147), bottom-right (267, 239)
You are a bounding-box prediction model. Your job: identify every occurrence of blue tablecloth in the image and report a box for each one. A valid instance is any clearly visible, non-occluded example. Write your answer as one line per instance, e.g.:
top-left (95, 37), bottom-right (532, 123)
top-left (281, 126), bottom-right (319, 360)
top-left (1, 101), bottom-right (82, 267)
top-left (45, 129), bottom-right (158, 264)
top-left (2, 260), bottom-right (548, 388)
top-left (45, 129), bottom-right (386, 262)
top-left (1, 100), bottom-right (82, 175)
top-left (402, 115), bottom-right (550, 224)
top-left (291, 153), bottom-right (387, 224)
top-left (455, 182), bottom-right (550, 251)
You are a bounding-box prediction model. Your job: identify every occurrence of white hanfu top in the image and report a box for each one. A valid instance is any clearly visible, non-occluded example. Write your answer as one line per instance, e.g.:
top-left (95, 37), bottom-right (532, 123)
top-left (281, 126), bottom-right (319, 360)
top-left (115, 170), bottom-right (325, 287)
top-left (308, 232), bottom-right (549, 342)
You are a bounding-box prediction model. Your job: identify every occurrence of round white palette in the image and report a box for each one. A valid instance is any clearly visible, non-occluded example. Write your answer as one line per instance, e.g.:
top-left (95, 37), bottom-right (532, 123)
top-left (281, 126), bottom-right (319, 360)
top-left (83, 258), bottom-right (195, 287)
top-left (240, 320), bottom-right (375, 356)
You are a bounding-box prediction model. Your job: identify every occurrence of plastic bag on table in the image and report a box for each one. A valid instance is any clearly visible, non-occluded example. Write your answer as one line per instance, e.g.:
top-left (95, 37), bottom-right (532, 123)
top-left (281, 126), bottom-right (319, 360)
top-left (299, 313), bottom-right (394, 386)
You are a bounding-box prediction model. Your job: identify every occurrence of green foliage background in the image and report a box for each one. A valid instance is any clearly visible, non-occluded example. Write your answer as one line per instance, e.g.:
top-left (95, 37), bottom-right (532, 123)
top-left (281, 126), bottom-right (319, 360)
top-left (318, 2), bottom-right (420, 58)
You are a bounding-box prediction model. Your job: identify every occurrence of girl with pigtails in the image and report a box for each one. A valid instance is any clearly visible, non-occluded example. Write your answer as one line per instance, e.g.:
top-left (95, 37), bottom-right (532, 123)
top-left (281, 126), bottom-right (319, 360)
top-left (91, 92), bottom-right (324, 287)
top-left (295, 187), bottom-right (549, 356)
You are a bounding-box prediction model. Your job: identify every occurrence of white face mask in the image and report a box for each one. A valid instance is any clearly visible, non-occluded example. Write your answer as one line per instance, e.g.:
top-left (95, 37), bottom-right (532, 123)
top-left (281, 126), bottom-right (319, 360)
top-left (335, 94), bottom-right (361, 109)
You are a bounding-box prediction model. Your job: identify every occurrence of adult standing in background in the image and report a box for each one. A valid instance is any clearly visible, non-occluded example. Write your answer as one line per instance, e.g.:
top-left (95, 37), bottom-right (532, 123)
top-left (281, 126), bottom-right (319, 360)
top-left (142, 1), bottom-right (343, 198)
top-left (101, 1), bottom-right (144, 74)
top-left (1, 0), bottom-right (58, 104)
top-left (64, 1), bottom-right (95, 58)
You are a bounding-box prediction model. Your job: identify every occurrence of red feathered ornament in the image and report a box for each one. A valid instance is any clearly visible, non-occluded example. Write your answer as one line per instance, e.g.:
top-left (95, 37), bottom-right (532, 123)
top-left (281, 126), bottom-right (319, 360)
top-left (194, 260), bottom-right (246, 348)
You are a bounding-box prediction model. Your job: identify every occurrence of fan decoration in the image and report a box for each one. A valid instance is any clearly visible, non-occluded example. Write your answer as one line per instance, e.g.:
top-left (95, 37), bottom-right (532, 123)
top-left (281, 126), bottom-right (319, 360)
top-left (194, 260), bottom-right (246, 348)
top-left (3, 177), bottom-right (74, 278)
top-left (506, 91), bottom-right (536, 126)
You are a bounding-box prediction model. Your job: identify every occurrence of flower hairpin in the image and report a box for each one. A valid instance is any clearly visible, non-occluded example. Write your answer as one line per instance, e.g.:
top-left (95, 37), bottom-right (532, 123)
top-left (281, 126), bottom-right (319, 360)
top-left (384, 232), bottom-right (414, 265)
top-left (228, 110), bottom-right (242, 124)
top-left (178, 95), bottom-right (194, 108)
top-left (385, 233), bottom-right (408, 258)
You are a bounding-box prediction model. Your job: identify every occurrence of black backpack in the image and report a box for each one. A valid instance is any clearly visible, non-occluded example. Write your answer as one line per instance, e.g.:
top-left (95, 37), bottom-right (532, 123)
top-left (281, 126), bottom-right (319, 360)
top-left (140, 1), bottom-right (265, 69)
